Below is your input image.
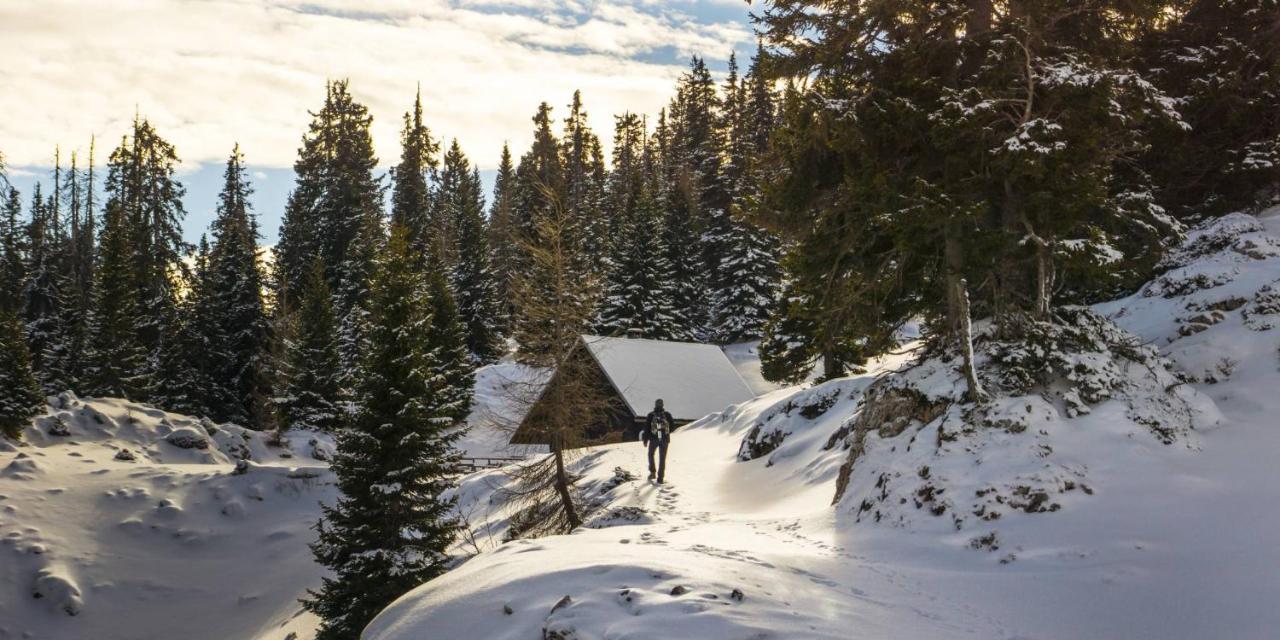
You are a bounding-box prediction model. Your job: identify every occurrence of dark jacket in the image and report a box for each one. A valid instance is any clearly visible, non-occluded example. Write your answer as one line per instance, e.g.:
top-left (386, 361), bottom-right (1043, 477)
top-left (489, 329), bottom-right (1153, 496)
top-left (643, 410), bottom-right (675, 445)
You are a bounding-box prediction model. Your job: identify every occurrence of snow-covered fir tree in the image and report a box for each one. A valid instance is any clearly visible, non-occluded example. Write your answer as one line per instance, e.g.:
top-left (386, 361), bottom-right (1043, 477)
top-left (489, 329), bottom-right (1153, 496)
top-left (1142, 0), bottom-right (1280, 220)
top-left (0, 309), bottom-right (42, 440)
top-left (202, 146), bottom-right (270, 426)
top-left (149, 236), bottom-right (218, 417)
top-left (112, 119), bottom-right (191, 399)
top-left (443, 149), bottom-right (502, 363)
top-left (42, 148), bottom-right (97, 394)
top-left (304, 226), bottom-right (460, 640)
top-left (278, 258), bottom-right (343, 433)
top-left (85, 188), bottom-right (146, 398)
top-left (560, 91), bottom-right (609, 279)
top-left (595, 187), bottom-right (681, 339)
top-left (755, 0), bottom-right (1186, 391)
top-left (649, 107), bottom-right (704, 342)
top-left (487, 143), bottom-right (518, 338)
top-left (0, 185), bottom-right (26, 315)
top-left (708, 48), bottom-right (782, 343)
top-left (274, 81), bottom-right (383, 343)
top-left (389, 89), bottom-right (439, 262)
top-left (21, 181), bottom-right (63, 381)
top-left (512, 102), bottom-right (593, 362)
top-left (423, 251), bottom-right (475, 423)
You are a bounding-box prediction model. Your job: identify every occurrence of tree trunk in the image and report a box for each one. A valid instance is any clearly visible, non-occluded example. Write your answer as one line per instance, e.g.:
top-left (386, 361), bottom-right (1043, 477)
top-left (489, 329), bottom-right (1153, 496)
top-left (966, 0), bottom-right (993, 37)
top-left (821, 346), bottom-right (843, 381)
top-left (945, 229), bottom-right (987, 403)
top-left (550, 433), bottom-right (580, 529)
top-left (1033, 240), bottom-right (1052, 320)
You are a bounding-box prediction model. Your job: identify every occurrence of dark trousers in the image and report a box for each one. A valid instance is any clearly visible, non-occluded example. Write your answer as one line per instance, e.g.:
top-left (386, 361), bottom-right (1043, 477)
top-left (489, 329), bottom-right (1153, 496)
top-left (647, 440), bottom-right (668, 481)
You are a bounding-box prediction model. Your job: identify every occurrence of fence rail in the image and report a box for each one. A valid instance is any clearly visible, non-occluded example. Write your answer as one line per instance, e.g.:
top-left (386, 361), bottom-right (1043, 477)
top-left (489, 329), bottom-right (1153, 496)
top-left (455, 456), bottom-right (527, 473)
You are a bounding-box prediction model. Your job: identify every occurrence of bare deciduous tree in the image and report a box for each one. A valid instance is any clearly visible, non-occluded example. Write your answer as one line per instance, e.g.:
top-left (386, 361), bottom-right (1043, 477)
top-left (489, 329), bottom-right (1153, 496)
top-left (494, 184), bottom-right (604, 538)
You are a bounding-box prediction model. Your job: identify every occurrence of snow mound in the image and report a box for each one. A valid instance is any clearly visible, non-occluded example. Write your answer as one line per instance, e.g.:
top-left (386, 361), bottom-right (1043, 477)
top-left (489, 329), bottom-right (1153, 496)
top-left (830, 307), bottom-right (1217, 535)
top-left (14, 392), bottom-right (331, 466)
top-left (366, 538), bottom-right (833, 640)
top-left (0, 396), bottom-right (335, 640)
top-left (31, 566), bottom-right (82, 617)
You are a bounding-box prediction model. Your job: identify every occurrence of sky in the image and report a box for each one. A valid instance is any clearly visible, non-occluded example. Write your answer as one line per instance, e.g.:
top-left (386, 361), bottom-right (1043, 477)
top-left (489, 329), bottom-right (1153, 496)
top-left (0, 0), bottom-right (757, 243)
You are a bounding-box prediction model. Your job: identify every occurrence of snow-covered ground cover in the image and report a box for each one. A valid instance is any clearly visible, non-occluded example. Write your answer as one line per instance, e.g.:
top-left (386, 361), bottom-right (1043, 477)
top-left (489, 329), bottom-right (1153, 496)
top-left (0, 395), bottom-right (336, 640)
top-left (368, 209), bottom-right (1280, 640)
top-left (7, 209), bottom-right (1280, 640)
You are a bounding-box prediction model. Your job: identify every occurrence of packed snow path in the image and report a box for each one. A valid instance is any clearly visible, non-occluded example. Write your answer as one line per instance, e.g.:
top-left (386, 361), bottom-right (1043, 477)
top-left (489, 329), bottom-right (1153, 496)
top-left (370, 391), bottom-right (1014, 639)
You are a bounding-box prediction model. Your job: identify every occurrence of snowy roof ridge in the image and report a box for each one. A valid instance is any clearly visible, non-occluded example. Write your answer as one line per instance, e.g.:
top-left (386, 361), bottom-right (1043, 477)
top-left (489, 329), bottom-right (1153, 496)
top-left (579, 335), bottom-right (756, 420)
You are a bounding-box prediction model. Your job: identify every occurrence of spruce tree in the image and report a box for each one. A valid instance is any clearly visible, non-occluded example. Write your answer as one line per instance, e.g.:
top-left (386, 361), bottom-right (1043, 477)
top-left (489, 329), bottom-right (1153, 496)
top-left (755, 0), bottom-right (1183, 390)
top-left (0, 310), bottom-right (43, 440)
top-left (560, 91), bottom-right (609, 277)
top-left (389, 89), bottom-right (439, 260)
top-left (304, 226), bottom-right (460, 640)
top-left (149, 236), bottom-right (217, 417)
top-left (595, 187), bottom-right (681, 339)
top-left (1142, 0), bottom-right (1280, 219)
top-left (424, 253), bottom-right (475, 423)
top-left (204, 146), bottom-right (270, 426)
top-left (447, 153), bottom-right (503, 363)
top-left (513, 103), bottom-right (567, 242)
top-left (0, 186), bottom-right (26, 314)
top-left (513, 102), bottom-right (588, 361)
top-left (709, 47), bottom-right (782, 343)
top-left (275, 80), bottom-right (383, 322)
top-left (86, 196), bottom-right (146, 399)
top-left (274, 82), bottom-right (383, 399)
top-left (649, 106), bottom-right (704, 342)
top-left (657, 171), bottom-right (703, 342)
top-left (278, 259), bottom-right (343, 433)
top-left (121, 119), bottom-right (190, 390)
top-left (42, 148), bottom-right (96, 394)
top-left (488, 143), bottom-right (518, 335)
top-left (22, 181), bottom-right (62, 377)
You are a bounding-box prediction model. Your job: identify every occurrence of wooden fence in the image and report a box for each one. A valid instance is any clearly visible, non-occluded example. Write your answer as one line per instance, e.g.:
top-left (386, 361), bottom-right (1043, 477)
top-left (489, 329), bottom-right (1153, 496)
top-left (455, 456), bottom-right (527, 473)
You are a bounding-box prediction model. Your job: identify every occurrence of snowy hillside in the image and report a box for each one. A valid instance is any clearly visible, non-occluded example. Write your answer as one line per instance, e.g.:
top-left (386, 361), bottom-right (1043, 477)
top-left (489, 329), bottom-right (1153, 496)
top-left (0, 394), bottom-right (335, 640)
top-left (5, 210), bottom-right (1280, 640)
top-left (367, 209), bottom-right (1280, 640)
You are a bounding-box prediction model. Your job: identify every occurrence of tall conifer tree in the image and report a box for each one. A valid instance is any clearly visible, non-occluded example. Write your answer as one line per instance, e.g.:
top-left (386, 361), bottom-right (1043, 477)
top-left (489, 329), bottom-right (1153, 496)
top-left (305, 226), bottom-right (460, 640)
top-left (389, 89), bottom-right (439, 260)
top-left (0, 310), bottom-right (42, 440)
top-left (86, 188), bottom-right (146, 398)
top-left (278, 259), bottom-right (343, 433)
top-left (488, 143), bottom-right (518, 335)
top-left (203, 146), bottom-right (270, 425)
top-left (443, 144), bottom-right (502, 363)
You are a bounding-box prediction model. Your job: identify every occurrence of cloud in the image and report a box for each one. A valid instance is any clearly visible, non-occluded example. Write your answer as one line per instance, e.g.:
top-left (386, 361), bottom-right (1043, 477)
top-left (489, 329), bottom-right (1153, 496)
top-left (0, 0), bottom-right (752, 172)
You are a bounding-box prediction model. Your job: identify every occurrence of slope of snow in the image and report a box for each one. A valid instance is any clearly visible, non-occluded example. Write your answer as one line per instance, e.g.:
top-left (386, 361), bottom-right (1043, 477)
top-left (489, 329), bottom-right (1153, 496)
top-left (368, 210), bottom-right (1280, 640)
top-left (0, 395), bottom-right (334, 640)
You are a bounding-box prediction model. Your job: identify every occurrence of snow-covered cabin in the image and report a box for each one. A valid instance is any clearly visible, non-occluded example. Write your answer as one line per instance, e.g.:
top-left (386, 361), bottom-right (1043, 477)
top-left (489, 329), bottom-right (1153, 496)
top-left (512, 335), bottom-right (756, 446)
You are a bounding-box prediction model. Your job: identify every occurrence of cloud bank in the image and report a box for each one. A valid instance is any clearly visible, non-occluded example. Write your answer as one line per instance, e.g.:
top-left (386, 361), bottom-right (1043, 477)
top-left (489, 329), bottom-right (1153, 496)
top-left (0, 0), bottom-right (752, 171)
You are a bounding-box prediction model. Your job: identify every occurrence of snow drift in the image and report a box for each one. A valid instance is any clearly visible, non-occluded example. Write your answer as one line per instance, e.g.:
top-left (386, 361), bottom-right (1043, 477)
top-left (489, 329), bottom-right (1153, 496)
top-left (0, 395), bottom-right (335, 640)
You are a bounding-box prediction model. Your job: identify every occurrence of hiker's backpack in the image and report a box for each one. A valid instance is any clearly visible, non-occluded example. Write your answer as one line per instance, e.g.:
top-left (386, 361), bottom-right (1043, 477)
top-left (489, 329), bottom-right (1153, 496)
top-left (651, 413), bottom-right (669, 439)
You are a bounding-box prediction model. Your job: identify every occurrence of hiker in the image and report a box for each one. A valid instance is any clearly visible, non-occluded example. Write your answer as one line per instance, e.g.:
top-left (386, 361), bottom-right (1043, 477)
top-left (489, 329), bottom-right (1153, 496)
top-left (643, 398), bottom-right (674, 484)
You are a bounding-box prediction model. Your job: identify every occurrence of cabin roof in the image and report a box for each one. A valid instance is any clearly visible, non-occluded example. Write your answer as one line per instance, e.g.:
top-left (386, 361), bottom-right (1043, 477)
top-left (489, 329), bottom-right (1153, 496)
top-left (579, 335), bottom-right (756, 421)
